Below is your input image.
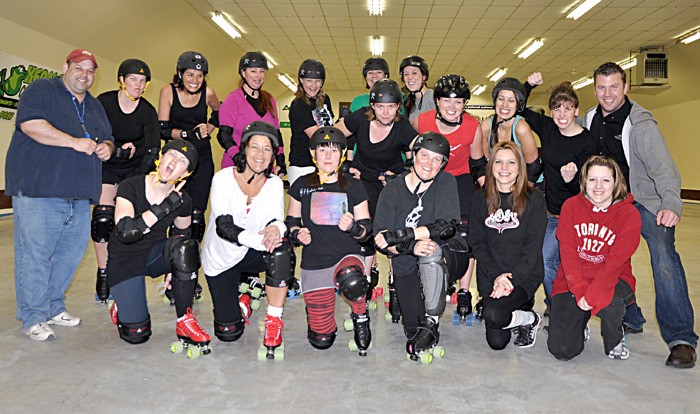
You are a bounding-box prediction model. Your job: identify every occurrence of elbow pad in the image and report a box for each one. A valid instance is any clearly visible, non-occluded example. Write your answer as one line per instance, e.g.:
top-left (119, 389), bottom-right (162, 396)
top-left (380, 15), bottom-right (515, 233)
top-left (208, 110), bottom-right (220, 128)
top-left (526, 158), bottom-right (543, 183)
top-left (469, 156), bottom-right (487, 181)
top-left (275, 153), bottom-right (287, 175)
top-left (115, 216), bottom-right (149, 243)
top-left (217, 125), bottom-right (235, 151)
top-left (426, 219), bottom-right (457, 240)
top-left (159, 120), bottom-right (172, 140)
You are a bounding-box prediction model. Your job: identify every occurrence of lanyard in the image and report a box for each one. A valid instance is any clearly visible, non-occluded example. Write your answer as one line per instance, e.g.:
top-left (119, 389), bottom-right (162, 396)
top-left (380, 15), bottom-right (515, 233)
top-left (70, 95), bottom-right (92, 139)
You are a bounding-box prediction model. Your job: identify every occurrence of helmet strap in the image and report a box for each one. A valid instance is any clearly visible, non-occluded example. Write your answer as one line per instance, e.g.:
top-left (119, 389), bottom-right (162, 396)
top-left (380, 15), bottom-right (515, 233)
top-left (119, 83), bottom-right (140, 103)
top-left (411, 167), bottom-right (436, 194)
top-left (436, 110), bottom-right (463, 127)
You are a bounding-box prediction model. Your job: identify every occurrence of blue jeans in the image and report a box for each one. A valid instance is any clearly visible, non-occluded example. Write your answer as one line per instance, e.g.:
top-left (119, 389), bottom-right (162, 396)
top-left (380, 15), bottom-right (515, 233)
top-left (13, 196), bottom-right (90, 330)
top-left (542, 215), bottom-right (560, 307)
top-left (624, 203), bottom-right (698, 348)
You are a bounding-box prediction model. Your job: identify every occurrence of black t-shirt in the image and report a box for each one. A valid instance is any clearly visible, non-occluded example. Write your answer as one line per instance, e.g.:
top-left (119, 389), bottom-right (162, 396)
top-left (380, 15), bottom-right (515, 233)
top-left (590, 97), bottom-right (632, 188)
top-left (168, 84), bottom-right (211, 156)
top-left (374, 171), bottom-right (460, 275)
top-left (289, 95), bottom-right (334, 167)
top-left (289, 174), bottom-right (368, 269)
top-left (344, 107), bottom-right (417, 182)
top-left (97, 90), bottom-right (159, 170)
top-left (107, 175), bottom-right (193, 286)
top-left (522, 108), bottom-right (598, 215)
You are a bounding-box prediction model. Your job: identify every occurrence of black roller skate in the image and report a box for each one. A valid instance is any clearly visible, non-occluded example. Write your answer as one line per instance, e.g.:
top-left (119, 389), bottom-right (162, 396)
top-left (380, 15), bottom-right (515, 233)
top-left (474, 297), bottom-right (484, 321)
top-left (287, 278), bottom-right (302, 299)
top-left (240, 272), bottom-right (265, 300)
top-left (95, 268), bottom-right (110, 303)
top-left (406, 318), bottom-right (444, 364)
top-left (383, 273), bottom-right (401, 323)
top-left (163, 287), bottom-right (176, 305)
top-left (453, 289), bottom-right (476, 326)
top-left (346, 313), bottom-right (372, 356)
top-left (365, 265), bottom-right (382, 311)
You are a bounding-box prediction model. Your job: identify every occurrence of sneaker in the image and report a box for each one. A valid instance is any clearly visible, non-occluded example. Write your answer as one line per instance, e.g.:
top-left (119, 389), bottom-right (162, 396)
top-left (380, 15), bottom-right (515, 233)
top-left (515, 311), bottom-right (541, 348)
top-left (47, 311), bottom-right (81, 327)
top-left (608, 335), bottom-right (630, 360)
top-left (24, 322), bottom-right (56, 341)
top-left (623, 323), bottom-right (643, 334)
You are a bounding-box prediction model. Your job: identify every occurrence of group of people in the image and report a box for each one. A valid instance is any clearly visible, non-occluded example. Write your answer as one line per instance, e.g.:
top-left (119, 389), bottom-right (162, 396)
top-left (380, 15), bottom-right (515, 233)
top-left (6, 48), bottom-right (696, 369)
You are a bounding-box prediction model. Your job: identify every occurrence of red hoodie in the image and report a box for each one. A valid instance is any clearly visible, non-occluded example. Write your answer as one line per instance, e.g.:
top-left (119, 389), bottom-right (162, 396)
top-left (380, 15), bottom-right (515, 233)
top-left (552, 193), bottom-right (641, 315)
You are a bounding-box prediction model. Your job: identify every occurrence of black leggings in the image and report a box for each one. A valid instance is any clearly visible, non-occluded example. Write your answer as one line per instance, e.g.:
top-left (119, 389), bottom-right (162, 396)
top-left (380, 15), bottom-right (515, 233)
top-left (548, 280), bottom-right (634, 360)
top-left (481, 286), bottom-right (531, 350)
top-left (205, 249), bottom-right (266, 324)
top-left (183, 153), bottom-right (214, 211)
top-left (394, 237), bottom-right (470, 338)
top-left (454, 173), bottom-right (475, 222)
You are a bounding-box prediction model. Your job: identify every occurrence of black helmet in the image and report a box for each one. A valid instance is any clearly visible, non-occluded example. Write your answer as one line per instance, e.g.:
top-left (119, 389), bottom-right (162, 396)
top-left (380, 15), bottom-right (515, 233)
top-left (492, 77), bottom-right (526, 111)
top-left (434, 74), bottom-right (470, 102)
top-left (240, 121), bottom-right (281, 148)
top-left (162, 140), bottom-right (198, 172)
top-left (309, 127), bottom-right (347, 150)
top-left (118, 59), bottom-right (151, 82)
top-left (177, 51), bottom-right (208, 74)
top-left (399, 55), bottom-right (429, 81)
top-left (369, 79), bottom-right (402, 104)
top-left (412, 132), bottom-right (450, 163)
top-left (362, 57), bottom-right (390, 77)
top-left (298, 59), bottom-right (326, 81)
top-left (239, 51), bottom-right (268, 74)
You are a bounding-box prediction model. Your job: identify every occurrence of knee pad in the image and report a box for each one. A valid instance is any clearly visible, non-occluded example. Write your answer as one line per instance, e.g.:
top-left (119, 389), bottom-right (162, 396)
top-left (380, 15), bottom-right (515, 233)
top-left (190, 210), bottom-right (206, 243)
top-left (263, 241), bottom-right (296, 288)
top-left (164, 236), bottom-right (200, 281)
top-left (214, 319), bottom-right (245, 342)
top-left (334, 255), bottom-right (369, 302)
top-left (419, 248), bottom-right (448, 317)
top-left (118, 317), bottom-right (152, 345)
top-left (307, 327), bottom-right (337, 350)
top-left (91, 205), bottom-right (115, 243)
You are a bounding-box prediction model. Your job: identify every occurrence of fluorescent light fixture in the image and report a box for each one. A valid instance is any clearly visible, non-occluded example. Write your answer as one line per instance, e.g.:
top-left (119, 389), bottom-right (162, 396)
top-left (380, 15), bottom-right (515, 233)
top-left (371, 35), bottom-right (383, 56)
top-left (472, 85), bottom-right (486, 96)
top-left (618, 57), bottom-right (637, 70)
top-left (369, 0), bottom-right (383, 16)
top-left (277, 73), bottom-right (296, 92)
top-left (517, 38), bottom-right (544, 59)
top-left (261, 52), bottom-right (276, 69)
top-left (572, 77), bottom-right (594, 90)
top-left (679, 29), bottom-right (700, 44)
top-left (211, 12), bottom-right (241, 39)
top-left (566, 0), bottom-right (601, 20)
top-left (488, 67), bottom-right (507, 82)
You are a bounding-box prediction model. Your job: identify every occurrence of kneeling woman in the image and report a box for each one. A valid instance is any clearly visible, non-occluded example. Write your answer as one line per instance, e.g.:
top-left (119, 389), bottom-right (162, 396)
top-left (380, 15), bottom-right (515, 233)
top-left (286, 127), bottom-right (372, 356)
top-left (200, 121), bottom-right (293, 358)
top-left (548, 156), bottom-right (641, 361)
top-left (468, 141), bottom-right (546, 350)
top-left (108, 140), bottom-right (210, 353)
top-left (374, 133), bottom-right (470, 361)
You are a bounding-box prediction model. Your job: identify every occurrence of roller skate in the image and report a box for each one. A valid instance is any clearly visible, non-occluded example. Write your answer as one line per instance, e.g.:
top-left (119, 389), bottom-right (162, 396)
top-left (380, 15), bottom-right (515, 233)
top-left (239, 273), bottom-right (265, 300)
top-left (364, 265), bottom-right (382, 311)
top-left (162, 287), bottom-right (176, 305)
top-left (171, 308), bottom-right (211, 358)
top-left (238, 293), bottom-right (260, 325)
top-left (286, 278), bottom-right (302, 299)
top-left (474, 297), bottom-right (484, 321)
top-left (384, 278), bottom-right (401, 323)
top-left (343, 313), bottom-right (372, 356)
top-left (406, 318), bottom-right (444, 364)
top-left (608, 334), bottom-right (629, 360)
top-left (95, 268), bottom-right (111, 303)
top-left (109, 301), bottom-right (118, 325)
top-left (258, 314), bottom-right (284, 361)
top-left (452, 289), bottom-right (476, 326)
top-left (194, 280), bottom-right (204, 303)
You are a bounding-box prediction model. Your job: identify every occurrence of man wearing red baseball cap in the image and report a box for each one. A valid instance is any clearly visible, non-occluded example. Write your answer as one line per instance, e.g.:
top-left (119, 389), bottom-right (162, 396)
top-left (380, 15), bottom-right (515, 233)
top-left (5, 48), bottom-right (114, 341)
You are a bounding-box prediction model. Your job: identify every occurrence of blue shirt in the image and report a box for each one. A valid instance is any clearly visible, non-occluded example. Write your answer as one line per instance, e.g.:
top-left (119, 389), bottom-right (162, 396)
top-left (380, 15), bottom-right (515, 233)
top-left (5, 76), bottom-right (113, 202)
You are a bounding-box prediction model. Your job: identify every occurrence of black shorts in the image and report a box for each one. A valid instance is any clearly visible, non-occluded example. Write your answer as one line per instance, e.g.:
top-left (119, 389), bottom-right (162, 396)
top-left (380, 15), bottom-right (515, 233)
top-left (102, 164), bottom-right (137, 185)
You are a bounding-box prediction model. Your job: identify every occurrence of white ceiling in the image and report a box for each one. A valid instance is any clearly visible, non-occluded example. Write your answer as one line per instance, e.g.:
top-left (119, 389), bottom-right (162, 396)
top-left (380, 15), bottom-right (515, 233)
top-left (7, 0), bottom-right (700, 97)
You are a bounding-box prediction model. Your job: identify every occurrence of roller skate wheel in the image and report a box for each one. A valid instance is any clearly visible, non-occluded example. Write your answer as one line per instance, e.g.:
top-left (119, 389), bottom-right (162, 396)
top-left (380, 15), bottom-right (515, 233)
top-left (275, 348), bottom-right (284, 362)
top-left (240, 283), bottom-right (250, 294)
top-left (434, 346), bottom-right (445, 358)
top-left (171, 341), bottom-right (184, 354)
top-left (348, 340), bottom-right (358, 351)
top-left (406, 353), bottom-right (412, 361)
top-left (187, 347), bottom-right (200, 359)
top-left (257, 347), bottom-right (268, 361)
top-left (368, 301), bottom-right (378, 311)
top-left (251, 299), bottom-right (261, 310)
top-left (195, 296), bottom-right (205, 303)
top-left (385, 312), bottom-right (393, 322)
top-left (251, 287), bottom-right (262, 299)
top-left (421, 352), bottom-right (433, 364)
top-left (383, 292), bottom-right (390, 303)
top-left (163, 296), bottom-right (171, 304)
top-left (343, 319), bottom-right (353, 332)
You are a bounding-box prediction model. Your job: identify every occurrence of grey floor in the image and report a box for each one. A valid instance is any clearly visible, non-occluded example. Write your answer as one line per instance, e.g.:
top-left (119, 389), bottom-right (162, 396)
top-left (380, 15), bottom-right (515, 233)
top-left (1, 205), bottom-right (699, 414)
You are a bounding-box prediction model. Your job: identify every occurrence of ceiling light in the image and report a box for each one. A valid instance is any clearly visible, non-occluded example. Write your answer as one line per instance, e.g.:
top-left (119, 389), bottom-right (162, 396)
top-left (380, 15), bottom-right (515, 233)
top-left (517, 38), bottom-right (544, 59)
top-left (679, 29), bottom-right (700, 44)
top-left (472, 85), bottom-right (486, 96)
top-left (572, 77), bottom-right (594, 90)
top-left (489, 67), bottom-right (507, 82)
top-left (277, 74), bottom-right (296, 92)
top-left (261, 52), bottom-right (276, 69)
top-left (211, 12), bottom-right (241, 39)
top-left (369, 0), bottom-right (383, 16)
top-left (566, 0), bottom-right (601, 20)
top-left (371, 36), bottom-right (383, 56)
top-left (618, 57), bottom-right (637, 70)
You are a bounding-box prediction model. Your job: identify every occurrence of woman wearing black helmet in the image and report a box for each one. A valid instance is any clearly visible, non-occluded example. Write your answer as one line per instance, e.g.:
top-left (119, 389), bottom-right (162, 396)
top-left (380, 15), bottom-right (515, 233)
top-left (413, 74), bottom-right (485, 321)
top-left (218, 52), bottom-right (285, 174)
top-left (285, 126), bottom-right (373, 356)
top-left (350, 57), bottom-right (391, 112)
top-left (288, 59), bottom-right (334, 186)
top-left (374, 132), bottom-right (471, 363)
top-left (107, 140), bottom-right (211, 357)
top-left (400, 55), bottom-right (434, 122)
top-left (478, 77), bottom-right (542, 185)
top-left (92, 59), bottom-right (160, 304)
top-left (200, 121), bottom-right (292, 361)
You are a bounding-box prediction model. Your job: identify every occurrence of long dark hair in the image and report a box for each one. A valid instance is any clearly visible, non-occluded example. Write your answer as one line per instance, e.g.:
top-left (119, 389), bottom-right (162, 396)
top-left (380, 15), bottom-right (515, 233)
top-left (305, 142), bottom-right (348, 190)
top-left (234, 136), bottom-right (278, 177)
top-left (484, 141), bottom-right (531, 216)
top-left (239, 79), bottom-right (277, 119)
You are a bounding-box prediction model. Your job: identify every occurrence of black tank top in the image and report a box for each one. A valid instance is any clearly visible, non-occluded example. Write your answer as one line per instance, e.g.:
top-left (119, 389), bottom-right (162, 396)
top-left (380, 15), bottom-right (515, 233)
top-left (168, 84), bottom-right (211, 155)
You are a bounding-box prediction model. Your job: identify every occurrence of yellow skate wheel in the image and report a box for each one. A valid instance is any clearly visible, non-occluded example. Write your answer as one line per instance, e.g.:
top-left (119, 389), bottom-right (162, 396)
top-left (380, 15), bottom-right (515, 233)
top-left (187, 347), bottom-right (200, 359)
top-left (384, 292), bottom-right (390, 303)
top-left (251, 299), bottom-right (261, 311)
top-left (275, 348), bottom-right (284, 362)
top-left (257, 347), bottom-right (268, 361)
top-left (421, 352), bottom-right (433, 365)
top-left (251, 287), bottom-right (262, 299)
top-left (434, 346), bottom-right (445, 358)
top-left (368, 301), bottom-right (378, 311)
top-left (385, 312), bottom-right (392, 322)
top-left (348, 340), bottom-right (358, 351)
top-left (343, 319), bottom-right (353, 332)
top-left (162, 296), bottom-right (171, 304)
top-left (240, 283), bottom-right (250, 294)
top-left (171, 341), bottom-right (184, 354)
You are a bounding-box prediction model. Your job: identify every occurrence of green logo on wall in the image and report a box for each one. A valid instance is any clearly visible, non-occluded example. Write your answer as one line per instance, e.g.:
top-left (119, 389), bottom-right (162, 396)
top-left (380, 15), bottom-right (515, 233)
top-left (280, 122), bottom-right (290, 128)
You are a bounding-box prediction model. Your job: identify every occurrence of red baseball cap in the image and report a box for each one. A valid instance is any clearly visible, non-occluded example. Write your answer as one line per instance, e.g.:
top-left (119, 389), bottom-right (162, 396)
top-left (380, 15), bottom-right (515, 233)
top-left (66, 49), bottom-right (98, 68)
